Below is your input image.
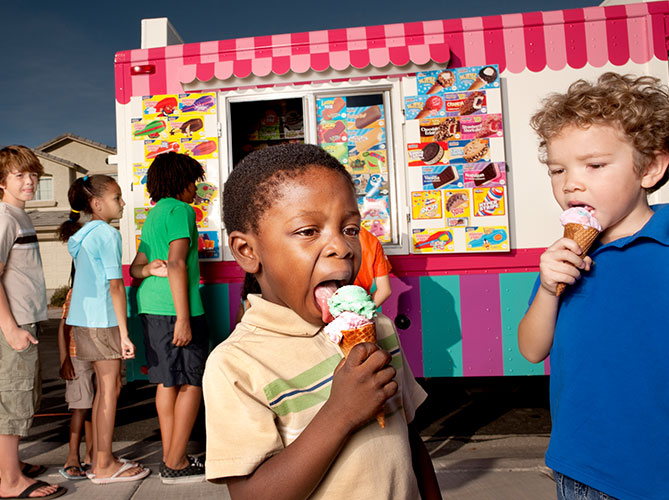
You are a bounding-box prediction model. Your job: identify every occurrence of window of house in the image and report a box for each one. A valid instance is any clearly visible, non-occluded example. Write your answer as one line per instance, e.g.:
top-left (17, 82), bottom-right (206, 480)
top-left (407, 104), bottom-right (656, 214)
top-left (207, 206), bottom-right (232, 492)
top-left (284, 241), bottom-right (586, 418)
top-left (35, 177), bottom-right (53, 201)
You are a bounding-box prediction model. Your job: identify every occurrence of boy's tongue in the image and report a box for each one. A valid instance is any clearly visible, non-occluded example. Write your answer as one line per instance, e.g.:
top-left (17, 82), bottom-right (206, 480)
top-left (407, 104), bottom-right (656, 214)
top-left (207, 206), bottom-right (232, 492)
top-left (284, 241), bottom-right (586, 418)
top-left (314, 281), bottom-right (338, 323)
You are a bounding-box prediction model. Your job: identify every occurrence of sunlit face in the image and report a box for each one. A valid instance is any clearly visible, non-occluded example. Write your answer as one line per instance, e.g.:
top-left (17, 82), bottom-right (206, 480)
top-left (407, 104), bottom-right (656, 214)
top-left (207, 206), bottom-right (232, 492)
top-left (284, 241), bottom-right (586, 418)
top-left (546, 124), bottom-right (653, 243)
top-left (253, 167), bottom-right (361, 325)
top-left (0, 169), bottom-right (39, 208)
top-left (93, 181), bottom-right (125, 222)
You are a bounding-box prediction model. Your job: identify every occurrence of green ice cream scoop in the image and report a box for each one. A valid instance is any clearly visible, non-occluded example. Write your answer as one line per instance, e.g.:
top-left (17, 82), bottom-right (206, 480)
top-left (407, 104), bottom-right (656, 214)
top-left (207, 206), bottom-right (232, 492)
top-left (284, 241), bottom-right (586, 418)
top-left (327, 285), bottom-right (376, 320)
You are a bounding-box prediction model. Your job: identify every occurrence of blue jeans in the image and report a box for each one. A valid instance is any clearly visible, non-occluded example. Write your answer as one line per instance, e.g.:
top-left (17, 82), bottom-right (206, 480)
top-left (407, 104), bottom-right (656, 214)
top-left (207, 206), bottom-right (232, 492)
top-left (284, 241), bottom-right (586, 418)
top-left (554, 471), bottom-right (619, 500)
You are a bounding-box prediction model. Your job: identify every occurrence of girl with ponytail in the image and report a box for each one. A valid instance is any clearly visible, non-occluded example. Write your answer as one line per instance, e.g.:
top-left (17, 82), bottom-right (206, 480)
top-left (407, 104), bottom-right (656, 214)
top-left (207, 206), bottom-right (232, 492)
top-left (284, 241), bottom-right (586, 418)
top-left (58, 175), bottom-right (149, 484)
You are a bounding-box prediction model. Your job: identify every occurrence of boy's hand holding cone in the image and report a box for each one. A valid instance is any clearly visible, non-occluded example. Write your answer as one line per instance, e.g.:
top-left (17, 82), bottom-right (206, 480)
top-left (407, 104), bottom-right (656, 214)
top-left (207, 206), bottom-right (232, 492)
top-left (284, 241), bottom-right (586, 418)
top-left (556, 207), bottom-right (601, 296)
top-left (318, 285), bottom-right (386, 428)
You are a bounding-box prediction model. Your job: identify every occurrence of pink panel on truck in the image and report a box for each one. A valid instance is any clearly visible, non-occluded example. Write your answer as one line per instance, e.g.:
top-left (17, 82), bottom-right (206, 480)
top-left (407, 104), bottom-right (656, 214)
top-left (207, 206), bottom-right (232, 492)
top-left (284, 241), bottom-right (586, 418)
top-left (383, 277), bottom-right (423, 377)
top-left (460, 274), bottom-right (504, 377)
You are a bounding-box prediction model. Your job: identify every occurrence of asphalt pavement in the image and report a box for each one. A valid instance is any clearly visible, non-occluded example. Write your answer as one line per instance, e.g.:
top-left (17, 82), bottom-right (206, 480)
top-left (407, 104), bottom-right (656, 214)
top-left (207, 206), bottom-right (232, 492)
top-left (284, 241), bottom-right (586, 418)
top-left (20, 312), bottom-right (557, 499)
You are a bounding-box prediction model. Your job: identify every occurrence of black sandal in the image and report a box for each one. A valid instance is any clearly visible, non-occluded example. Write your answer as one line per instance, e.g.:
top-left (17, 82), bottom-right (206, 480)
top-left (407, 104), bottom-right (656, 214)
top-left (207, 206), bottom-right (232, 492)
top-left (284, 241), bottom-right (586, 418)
top-left (20, 463), bottom-right (46, 478)
top-left (0, 480), bottom-right (66, 499)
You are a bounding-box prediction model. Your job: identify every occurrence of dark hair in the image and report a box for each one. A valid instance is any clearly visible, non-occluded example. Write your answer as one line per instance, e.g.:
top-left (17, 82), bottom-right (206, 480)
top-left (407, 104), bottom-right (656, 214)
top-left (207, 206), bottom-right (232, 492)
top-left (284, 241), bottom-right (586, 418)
top-left (223, 143), bottom-right (354, 234)
top-left (146, 152), bottom-right (205, 202)
top-left (57, 174), bottom-right (117, 241)
top-left (0, 145), bottom-right (44, 197)
top-left (531, 72), bottom-right (669, 193)
top-left (240, 272), bottom-right (261, 300)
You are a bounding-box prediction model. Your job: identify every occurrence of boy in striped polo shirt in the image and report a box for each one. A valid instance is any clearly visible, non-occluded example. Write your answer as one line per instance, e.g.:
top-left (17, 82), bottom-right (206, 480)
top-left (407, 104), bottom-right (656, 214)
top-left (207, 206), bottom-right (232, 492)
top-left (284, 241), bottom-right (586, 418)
top-left (204, 144), bottom-right (441, 499)
top-left (0, 145), bottom-right (65, 499)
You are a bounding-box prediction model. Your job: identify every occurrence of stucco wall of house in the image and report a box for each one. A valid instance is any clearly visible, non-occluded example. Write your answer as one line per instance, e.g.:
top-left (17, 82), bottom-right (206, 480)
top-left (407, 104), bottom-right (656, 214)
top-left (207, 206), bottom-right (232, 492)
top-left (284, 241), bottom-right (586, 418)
top-left (25, 136), bottom-right (117, 297)
top-left (37, 231), bottom-right (72, 294)
top-left (29, 159), bottom-right (76, 211)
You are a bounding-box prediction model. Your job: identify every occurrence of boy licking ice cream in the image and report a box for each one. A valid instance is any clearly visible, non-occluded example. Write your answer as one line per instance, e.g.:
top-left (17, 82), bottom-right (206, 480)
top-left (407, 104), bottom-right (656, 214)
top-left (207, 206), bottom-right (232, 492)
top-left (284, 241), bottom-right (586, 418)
top-left (204, 144), bottom-right (441, 499)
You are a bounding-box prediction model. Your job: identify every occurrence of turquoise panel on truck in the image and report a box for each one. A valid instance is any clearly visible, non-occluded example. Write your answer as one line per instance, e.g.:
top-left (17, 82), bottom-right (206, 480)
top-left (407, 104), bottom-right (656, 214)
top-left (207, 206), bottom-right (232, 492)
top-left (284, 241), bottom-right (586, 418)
top-left (420, 275), bottom-right (463, 377)
top-left (499, 272), bottom-right (546, 376)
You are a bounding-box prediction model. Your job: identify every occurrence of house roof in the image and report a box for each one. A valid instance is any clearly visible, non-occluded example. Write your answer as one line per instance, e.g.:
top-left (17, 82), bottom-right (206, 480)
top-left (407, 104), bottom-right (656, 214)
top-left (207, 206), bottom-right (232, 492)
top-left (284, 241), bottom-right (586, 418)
top-left (28, 210), bottom-right (120, 229)
top-left (37, 133), bottom-right (116, 154)
top-left (27, 210), bottom-right (71, 229)
top-left (34, 150), bottom-right (88, 174)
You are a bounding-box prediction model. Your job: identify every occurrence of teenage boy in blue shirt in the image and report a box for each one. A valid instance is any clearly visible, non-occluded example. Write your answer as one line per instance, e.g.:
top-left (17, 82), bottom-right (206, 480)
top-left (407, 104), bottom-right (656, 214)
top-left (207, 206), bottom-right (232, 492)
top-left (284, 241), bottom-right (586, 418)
top-left (518, 73), bottom-right (669, 500)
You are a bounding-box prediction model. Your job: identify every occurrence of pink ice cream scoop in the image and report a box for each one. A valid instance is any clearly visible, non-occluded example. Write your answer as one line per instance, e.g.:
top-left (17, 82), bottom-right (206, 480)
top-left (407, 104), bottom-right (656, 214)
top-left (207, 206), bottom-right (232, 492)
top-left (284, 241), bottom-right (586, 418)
top-left (559, 207), bottom-right (602, 231)
top-left (324, 311), bottom-right (372, 344)
top-left (555, 207), bottom-right (602, 296)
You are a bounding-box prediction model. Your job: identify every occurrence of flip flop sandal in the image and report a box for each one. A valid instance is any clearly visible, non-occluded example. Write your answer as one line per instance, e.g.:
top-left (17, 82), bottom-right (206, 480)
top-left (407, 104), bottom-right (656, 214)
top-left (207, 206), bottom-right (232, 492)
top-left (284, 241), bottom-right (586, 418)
top-left (85, 457), bottom-right (137, 479)
top-left (0, 480), bottom-right (66, 499)
top-left (88, 461), bottom-right (150, 485)
top-left (20, 463), bottom-right (47, 478)
top-left (58, 465), bottom-right (87, 480)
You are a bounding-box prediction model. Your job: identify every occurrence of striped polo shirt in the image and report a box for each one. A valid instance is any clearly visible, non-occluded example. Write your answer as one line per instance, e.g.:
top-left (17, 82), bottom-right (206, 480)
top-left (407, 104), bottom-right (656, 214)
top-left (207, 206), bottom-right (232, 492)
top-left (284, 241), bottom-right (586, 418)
top-left (203, 294), bottom-right (426, 499)
top-left (0, 201), bottom-right (47, 325)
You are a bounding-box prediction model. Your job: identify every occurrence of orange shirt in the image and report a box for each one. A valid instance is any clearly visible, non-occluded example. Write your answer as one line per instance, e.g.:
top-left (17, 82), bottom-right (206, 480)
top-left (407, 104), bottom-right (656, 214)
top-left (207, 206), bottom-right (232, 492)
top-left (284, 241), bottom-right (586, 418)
top-left (61, 289), bottom-right (76, 357)
top-left (354, 227), bottom-right (392, 293)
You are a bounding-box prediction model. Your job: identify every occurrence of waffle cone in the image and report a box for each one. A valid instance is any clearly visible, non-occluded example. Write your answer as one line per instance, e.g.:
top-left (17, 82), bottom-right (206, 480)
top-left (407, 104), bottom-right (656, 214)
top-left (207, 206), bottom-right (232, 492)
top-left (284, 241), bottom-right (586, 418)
top-left (556, 223), bottom-right (600, 296)
top-left (415, 108), bottom-right (433, 120)
top-left (340, 323), bottom-right (385, 428)
top-left (427, 83), bottom-right (443, 94)
top-left (468, 78), bottom-right (486, 90)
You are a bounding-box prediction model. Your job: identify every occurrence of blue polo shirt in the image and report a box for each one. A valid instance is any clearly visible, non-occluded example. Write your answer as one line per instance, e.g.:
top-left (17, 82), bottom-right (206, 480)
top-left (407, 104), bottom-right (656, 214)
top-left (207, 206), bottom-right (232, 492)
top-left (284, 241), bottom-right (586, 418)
top-left (530, 204), bottom-right (669, 499)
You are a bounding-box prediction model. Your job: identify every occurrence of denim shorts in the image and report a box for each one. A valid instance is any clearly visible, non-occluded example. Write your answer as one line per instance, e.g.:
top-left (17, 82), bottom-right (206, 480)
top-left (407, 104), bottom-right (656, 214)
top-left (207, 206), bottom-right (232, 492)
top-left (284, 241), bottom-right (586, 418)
top-left (0, 323), bottom-right (41, 436)
top-left (554, 471), bottom-right (619, 500)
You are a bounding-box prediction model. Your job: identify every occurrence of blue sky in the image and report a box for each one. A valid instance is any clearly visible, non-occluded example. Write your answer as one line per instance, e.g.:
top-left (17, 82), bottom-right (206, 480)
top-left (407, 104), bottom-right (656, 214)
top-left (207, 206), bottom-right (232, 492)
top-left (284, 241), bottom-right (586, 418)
top-left (1, 0), bottom-right (600, 149)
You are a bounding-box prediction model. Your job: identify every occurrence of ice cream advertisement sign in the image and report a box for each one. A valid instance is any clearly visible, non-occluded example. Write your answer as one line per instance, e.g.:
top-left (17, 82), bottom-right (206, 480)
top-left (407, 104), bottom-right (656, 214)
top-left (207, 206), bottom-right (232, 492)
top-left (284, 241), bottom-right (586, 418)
top-left (404, 63), bottom-right (509, 254)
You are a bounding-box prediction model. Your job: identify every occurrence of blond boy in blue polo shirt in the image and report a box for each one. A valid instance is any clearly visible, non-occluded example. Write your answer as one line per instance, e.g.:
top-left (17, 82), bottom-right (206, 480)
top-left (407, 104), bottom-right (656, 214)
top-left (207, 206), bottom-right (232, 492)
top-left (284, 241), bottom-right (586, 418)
top-left (518, 73), bottom-right (669, 500)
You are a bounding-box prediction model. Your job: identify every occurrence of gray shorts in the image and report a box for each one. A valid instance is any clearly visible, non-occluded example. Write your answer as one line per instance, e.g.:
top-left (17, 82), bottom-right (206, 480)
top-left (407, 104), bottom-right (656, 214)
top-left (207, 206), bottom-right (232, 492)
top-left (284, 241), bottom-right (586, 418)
top-left (73, 326), bottom-right (122, 361)
top-left (0, 323), bottom-right (41, 437)
top-left (65, 357), bottom-right (95, 410)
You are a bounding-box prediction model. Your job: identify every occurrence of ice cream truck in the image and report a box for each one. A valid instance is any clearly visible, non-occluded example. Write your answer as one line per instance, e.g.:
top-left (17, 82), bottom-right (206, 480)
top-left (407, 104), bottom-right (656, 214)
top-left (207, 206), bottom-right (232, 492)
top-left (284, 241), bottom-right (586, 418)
top-left (114, 1), bottom-right (669, 380)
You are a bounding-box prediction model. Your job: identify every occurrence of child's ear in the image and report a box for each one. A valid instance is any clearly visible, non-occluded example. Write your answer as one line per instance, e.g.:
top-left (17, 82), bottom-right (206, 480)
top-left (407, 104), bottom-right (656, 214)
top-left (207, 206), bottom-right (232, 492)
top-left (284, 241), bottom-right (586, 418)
top-left (641, 152), bottom-right (669, 189)
top-left (229, 230), bottom-right (260, 274)
top-left (90, 197), bottom-right (101, 213)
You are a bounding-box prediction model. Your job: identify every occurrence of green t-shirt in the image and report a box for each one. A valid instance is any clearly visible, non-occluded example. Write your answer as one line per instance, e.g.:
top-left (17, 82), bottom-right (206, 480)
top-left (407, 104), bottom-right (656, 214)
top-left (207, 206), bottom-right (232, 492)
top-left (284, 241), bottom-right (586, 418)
top-left (137, 197), bottom-right (204, 316)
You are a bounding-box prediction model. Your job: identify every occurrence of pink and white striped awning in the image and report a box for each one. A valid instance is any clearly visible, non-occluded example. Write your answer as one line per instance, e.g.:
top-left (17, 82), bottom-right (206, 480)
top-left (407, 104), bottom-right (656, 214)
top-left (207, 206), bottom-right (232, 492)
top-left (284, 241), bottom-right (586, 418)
top-left (115, 1), bottom-right (669, 104)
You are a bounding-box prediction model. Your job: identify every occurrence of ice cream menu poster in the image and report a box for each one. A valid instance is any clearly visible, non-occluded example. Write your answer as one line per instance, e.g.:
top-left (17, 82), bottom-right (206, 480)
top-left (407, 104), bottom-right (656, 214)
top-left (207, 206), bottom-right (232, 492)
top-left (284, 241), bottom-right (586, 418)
top-left (402, 65), bottom-right (510, 253)
top-left (129, 92), bottom-right (222, 261)
top-left (316, 96), bottom-right (392, 244)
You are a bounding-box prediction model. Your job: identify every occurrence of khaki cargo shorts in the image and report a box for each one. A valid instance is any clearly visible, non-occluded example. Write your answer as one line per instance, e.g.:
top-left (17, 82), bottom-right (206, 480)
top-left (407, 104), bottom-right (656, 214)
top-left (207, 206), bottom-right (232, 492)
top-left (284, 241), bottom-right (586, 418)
top-left (65, 357), bottom-right (95, 410)
top-left (0, 323), bottom-right (41, 437)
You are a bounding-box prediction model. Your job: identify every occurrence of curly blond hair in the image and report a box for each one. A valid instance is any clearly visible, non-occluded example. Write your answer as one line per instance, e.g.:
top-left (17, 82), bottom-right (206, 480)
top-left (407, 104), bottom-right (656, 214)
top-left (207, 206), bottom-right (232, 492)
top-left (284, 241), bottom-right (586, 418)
top-left (530, 72), bottom-right (669, 192)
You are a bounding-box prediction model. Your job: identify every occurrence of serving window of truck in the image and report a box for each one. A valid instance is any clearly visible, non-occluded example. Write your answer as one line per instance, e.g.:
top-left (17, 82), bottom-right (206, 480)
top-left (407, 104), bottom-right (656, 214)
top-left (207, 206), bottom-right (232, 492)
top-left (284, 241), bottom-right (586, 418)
top-left (115, 3), bottom-right (669, 380)
top-left (219, 82), bottom-right (407, 254)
